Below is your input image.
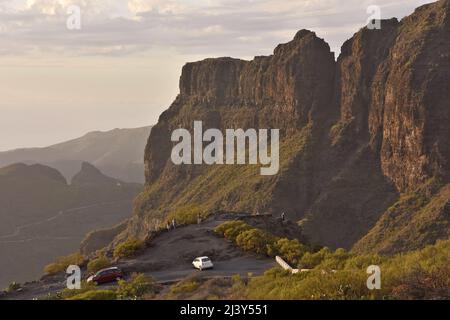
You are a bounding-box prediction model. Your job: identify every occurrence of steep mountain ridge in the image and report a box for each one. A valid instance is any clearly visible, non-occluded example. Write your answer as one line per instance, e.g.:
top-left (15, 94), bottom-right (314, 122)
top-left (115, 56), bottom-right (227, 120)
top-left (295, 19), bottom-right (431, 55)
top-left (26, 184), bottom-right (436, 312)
top-left (118, 0), bottom-right (449, 253)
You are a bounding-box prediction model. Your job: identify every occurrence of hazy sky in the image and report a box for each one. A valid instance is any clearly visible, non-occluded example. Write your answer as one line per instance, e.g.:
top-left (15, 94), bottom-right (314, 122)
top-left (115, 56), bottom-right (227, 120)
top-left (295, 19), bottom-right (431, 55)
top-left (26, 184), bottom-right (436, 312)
top-left (0, 0), bottom-right (434, 151)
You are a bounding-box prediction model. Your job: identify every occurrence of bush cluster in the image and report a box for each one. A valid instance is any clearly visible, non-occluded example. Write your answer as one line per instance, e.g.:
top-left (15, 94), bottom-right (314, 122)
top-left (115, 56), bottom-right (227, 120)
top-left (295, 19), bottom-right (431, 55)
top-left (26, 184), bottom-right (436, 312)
top-left (215, 220), bottom-right (310, 265)
top-left (170, 279), bottom-right (200, 295)
top-left (68, 290), bottom-right (117, 300)
top-left (165, 204), bottom-right (207, 226)
top-left (234, 239), bottom-right (450, 300)
top-left (87, 255), bottom-right (111, 273)
top-left (117, 273), bottom-right (156, 299)
top-left (113, 238), bottom-right (144, 259)
top-left (44, 252), bottom-right (86, 275)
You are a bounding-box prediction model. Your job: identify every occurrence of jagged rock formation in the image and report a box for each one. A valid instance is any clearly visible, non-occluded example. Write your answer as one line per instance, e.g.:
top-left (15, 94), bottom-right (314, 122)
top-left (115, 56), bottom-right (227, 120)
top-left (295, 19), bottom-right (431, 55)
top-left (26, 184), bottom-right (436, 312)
top-left (72, 162), bottom-right (123, 187)
top-left (121, 0), bottom-right (449, 254)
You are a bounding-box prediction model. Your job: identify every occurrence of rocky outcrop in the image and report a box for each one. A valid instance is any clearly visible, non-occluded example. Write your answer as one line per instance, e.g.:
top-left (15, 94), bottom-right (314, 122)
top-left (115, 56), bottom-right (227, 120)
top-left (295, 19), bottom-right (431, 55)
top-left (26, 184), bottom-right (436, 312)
top-left (374, 1), bottom-right (450, 192)
top-left (125, 0), bottom-right (450, 253)
top-left (72, 162), bottom-right (120, 187)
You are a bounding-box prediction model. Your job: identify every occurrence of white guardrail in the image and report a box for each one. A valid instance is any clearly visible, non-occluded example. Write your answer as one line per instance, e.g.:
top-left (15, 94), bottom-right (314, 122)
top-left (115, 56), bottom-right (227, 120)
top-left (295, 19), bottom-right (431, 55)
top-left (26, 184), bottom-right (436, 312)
top-left (275, 256), bottom-right (299, 274)
top-left (275, 256), bottom-right (311, 274)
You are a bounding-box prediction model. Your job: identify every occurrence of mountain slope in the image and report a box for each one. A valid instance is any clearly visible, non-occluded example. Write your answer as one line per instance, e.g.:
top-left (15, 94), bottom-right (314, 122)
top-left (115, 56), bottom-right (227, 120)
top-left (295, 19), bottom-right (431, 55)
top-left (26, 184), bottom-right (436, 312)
top-left (0, 163), bottom-right (71, 236)
top-left (0, 126), bottom-right (152, 183)
top-left (353, 179), bottom-right (449, 254)
top-left (0, 163), bottom-right (142, 289)
top-left (116, 0), bottom-right (449, 254)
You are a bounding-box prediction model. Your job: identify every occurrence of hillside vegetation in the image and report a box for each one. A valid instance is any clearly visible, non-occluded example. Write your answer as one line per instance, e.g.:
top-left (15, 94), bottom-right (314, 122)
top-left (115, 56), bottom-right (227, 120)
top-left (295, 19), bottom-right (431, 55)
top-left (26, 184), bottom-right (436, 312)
top-left (236, 238), bottom-right (450, 300)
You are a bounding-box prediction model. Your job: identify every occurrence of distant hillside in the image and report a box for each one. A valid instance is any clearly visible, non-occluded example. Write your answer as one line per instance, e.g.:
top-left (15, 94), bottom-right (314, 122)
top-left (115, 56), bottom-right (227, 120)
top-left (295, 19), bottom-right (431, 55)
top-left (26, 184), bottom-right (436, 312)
top-left (0, 162), bottom-right (142, 289)
top-left (0, 126), bottom-right (152, 184)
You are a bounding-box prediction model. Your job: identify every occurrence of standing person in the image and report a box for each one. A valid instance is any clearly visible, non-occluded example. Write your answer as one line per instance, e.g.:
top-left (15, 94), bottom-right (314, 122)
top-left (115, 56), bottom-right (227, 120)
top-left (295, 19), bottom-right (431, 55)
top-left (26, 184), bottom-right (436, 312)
top-left (281, 212), bottom-right (285, 222)
top-left (172, 218), bottom-right (176, 229)
top-left (166, 222), bottom-right (171, 231)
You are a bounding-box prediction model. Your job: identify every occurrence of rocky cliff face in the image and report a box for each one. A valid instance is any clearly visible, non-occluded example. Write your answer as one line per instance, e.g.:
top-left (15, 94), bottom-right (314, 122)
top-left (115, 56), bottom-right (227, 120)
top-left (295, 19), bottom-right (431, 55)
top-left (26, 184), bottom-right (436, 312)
top-left (144, 30), bottom-right (335, 185)
top-left (124, 0), bottom-right (449, 253)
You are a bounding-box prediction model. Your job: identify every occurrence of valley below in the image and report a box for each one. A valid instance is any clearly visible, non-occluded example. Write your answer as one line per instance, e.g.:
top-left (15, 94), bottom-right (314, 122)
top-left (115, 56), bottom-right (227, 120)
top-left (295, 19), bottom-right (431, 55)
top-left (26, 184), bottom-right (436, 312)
top-left (0, 162), bottom-right (142, 289)
top-left (0, 201), bottom-right (133, 289)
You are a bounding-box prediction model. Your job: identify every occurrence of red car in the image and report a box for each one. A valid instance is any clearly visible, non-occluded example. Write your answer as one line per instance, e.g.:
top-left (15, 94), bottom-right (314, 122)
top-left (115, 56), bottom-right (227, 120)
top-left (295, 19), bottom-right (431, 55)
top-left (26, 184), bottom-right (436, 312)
top-left (87, 267), bottom-right (124, 285)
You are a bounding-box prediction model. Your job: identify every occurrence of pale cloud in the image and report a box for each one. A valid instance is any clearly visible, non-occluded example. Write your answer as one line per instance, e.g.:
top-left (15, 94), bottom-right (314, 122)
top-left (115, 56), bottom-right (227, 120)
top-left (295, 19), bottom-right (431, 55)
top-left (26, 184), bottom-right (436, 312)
top-left (128, 0), bottom-right (186, 14)
top-left (0, 0), bottom-right (438, 151)
top-left (0, 0), bottom-right (436, 58)
top-left (128, 0), bottom-right (153, 15)
top-left (26, 0), bottom-right (77, 15)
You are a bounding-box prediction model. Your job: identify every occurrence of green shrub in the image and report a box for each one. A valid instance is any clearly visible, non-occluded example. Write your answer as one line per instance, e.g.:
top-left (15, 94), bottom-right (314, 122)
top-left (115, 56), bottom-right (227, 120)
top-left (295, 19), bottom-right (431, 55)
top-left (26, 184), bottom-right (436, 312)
top-left (165, 204), bottom-right (207, 226)
top-left (117, 273), bottom-right (156, 299)
top-left (113, 238), bottom-right (144, 259)
top-left (44, 252), bottom-right (86, 275)
top-left (269, 238), bottom-right (308, 265)
top-left (87, 255), bottom-right (111, 274)
top-left (298, 247), bottom-right (332, 269)
top-left (238, 267), bottom-right (372, 300)
top-left (60, 281), bottom-right (97, 300)
top-left (68, 290), bottom-right (117, 300)
top-left (235, 229), bottom-right (275, 255)
top-left (170, 280), bottom-right (200, 295)
top-left (317, 248), bottom-right (352, 270)
top-left (215, 220), bottom-right (253, 242)
top-left (216, 221), bottom-right (311, 263)
top-left (343, 253), bottom-right (385, 270)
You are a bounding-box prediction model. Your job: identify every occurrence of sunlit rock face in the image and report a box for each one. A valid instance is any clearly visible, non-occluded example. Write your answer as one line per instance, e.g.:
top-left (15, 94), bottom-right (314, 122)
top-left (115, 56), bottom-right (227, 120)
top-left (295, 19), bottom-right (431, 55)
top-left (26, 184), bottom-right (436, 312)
top-left (123, 1), bottom-right (449, 253)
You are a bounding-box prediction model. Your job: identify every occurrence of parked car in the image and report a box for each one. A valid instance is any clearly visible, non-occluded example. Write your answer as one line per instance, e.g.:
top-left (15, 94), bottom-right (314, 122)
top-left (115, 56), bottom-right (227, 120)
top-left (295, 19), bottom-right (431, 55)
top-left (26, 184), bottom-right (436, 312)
top-left (87, 267), bottom-right (124, 285)
top-left (192, 257), bottom-right (214, 270)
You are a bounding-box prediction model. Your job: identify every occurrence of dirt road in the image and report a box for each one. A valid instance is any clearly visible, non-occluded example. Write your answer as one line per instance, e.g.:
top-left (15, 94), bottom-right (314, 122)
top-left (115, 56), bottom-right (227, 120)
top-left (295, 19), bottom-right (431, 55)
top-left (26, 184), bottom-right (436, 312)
top-left (118, 218), bottom-right (275, 282)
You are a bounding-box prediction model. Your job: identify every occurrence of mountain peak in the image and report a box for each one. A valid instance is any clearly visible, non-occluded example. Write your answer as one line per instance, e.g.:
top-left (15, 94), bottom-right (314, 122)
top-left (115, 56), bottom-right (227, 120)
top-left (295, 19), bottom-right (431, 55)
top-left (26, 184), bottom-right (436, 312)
top-left (80, 161), bottom-right (102, 174)
top-left (0, 163), bottom-right (67, 185)
top-left (71, 162), bottom-right (119, 187)
top-left (293, 29), bottom-right (315, 41)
